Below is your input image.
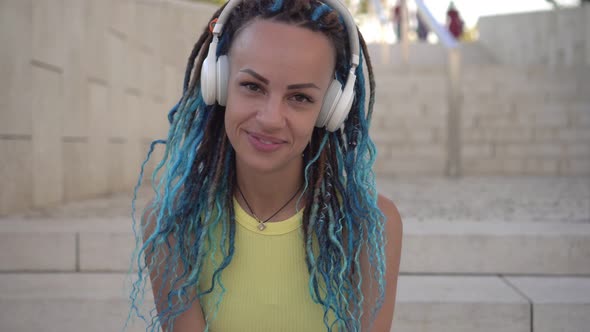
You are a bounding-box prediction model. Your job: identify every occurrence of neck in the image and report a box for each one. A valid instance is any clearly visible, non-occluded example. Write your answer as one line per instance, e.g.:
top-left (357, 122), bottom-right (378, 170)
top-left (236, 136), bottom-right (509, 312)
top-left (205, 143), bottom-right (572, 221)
top-left (234, 160), bottom-right (305, 222)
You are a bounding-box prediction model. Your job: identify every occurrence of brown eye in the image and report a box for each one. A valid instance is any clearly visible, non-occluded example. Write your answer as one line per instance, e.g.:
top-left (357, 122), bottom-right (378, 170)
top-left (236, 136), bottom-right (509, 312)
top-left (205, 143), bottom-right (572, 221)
top-left (240, 82), bottom-right (263, 93)
top-left (291, 93), bottom-right (313, 104)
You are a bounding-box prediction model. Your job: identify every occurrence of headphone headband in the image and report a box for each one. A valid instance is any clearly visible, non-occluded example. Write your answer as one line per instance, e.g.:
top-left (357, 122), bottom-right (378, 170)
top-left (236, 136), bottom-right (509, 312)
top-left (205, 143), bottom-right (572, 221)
top-left (213, 0), bottom-right (359, 68)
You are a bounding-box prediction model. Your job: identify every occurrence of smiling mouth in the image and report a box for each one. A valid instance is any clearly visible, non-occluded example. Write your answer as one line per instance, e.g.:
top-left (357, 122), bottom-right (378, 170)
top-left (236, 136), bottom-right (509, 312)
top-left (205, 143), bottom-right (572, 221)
top-left (247, 131), bottom-right (286, 144)
top-left (245, 131), bottom-right (287, 152)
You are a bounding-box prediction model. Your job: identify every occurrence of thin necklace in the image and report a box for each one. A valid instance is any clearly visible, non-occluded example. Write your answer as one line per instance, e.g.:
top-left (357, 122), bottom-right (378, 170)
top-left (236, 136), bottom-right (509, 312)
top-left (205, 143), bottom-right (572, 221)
top-left (236, 185), bottom-right (301, 231)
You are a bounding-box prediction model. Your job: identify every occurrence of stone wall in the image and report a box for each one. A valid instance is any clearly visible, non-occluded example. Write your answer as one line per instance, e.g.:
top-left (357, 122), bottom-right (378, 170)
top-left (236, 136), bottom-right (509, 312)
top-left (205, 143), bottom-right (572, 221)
top-left (478, 6), bottom-right (590, 68)
top-left (2, 1), bottom-right (589, 215)
top-left (0, 0), bottom-right (217, 215)
top-left (370, 6), bottom-right (590, 177)
top-left (371, 62), bottom-right (589, 177)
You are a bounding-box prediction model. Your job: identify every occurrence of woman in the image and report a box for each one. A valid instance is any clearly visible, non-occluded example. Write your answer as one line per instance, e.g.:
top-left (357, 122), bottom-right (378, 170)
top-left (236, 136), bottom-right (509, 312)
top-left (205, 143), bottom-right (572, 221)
top-left (127, 0), bottom-right (402, 331)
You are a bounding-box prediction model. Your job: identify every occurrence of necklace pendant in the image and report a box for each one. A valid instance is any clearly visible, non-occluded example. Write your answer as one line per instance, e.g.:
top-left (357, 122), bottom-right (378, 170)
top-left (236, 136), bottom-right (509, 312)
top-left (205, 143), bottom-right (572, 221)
top-left (257, 223), bottom-right (266, 231)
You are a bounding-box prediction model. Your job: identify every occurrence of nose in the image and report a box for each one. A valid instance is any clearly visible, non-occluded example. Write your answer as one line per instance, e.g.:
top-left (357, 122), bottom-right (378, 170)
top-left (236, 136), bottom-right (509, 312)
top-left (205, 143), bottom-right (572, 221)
top-left (256, 95), bottom-right (286, 130)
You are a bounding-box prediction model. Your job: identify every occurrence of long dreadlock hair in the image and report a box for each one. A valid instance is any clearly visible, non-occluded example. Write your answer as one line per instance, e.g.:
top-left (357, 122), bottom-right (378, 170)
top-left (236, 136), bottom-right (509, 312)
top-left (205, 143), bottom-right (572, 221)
top-left (126, 0), bottom-right (385, 331)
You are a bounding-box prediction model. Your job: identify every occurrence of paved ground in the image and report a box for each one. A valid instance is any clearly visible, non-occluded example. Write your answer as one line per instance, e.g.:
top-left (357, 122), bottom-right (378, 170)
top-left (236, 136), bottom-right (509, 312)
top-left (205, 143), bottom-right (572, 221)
top-left (378, 176), bottom-right (590, 223)
top-left (7, 176), bottom-right (589, 224)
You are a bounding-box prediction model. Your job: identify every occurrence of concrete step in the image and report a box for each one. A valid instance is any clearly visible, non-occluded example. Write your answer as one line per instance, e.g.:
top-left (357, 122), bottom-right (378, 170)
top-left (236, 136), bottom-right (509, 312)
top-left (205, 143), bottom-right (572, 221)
top-left (1, 273), bottom-right (588, 332)
top-left (372, 64), bottom-right (582, 99)
top-left (396, 275), bottom-right (590, 332)
top-left (1, 218), bottom-right (589, 275)
top-left (0, 273), bottom-right (147, 332)
top-left (366, 42), bottom-right (499, 67)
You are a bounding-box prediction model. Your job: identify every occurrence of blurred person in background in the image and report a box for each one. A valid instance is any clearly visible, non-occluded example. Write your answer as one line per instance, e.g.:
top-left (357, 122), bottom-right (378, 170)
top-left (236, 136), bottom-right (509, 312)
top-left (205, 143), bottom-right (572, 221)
top-left (446, 1), bottom-right (464, 39)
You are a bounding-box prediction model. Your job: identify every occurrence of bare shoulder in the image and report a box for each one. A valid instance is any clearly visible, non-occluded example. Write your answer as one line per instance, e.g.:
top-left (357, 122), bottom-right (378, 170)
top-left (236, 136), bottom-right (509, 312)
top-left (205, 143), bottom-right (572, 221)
top-left (364, 194), bottom-right (403, 331)
top-left (377, 194), bottom-right (403, 238)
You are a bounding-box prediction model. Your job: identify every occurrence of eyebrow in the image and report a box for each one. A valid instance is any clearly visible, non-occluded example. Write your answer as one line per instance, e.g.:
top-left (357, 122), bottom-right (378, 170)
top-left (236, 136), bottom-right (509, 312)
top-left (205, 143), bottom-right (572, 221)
top-left (239, 68), bottom-right (320, 90)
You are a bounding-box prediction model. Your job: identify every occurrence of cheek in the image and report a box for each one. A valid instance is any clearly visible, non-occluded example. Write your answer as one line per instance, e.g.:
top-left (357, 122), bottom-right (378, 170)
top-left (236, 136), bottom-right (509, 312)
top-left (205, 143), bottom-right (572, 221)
top-left (298, 126), bottom-right (315, 145)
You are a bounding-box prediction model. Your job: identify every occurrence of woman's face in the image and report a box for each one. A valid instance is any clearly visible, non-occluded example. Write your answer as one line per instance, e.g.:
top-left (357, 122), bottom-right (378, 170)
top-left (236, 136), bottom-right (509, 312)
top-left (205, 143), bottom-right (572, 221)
top-left (224, 19), bottom-right (336, 176)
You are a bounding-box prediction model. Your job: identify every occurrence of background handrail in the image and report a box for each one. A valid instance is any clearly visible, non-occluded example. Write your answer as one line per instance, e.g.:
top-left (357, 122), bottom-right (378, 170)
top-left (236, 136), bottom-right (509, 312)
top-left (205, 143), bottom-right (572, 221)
top-left (414, 0), bottom-right (459, 49)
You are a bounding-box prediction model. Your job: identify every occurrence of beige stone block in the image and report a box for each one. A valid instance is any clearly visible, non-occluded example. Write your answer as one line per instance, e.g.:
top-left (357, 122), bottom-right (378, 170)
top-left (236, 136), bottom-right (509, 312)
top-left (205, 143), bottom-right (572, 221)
top-left (109, 0), bottom-right (135, 37)
top-left (462, 143), bottom-right (494, 158)
top-left (32, 0), bottom-right (64, 68)
top-left (506, 277), bottom-right (590, 332)
top-left (533, 128), bottom-right (569, 143)
top-left (475, 113), bottom-right (527, 129)
top-left (402, 113), bottom-right (446, 128)
top-left (109, 87), bottom-right (127, 139)
top-left (533, 107), bottom-right (570, 128)
top-left (565, 144), bottom-right (590, 158)
top-left (160, 4), bottom-right (185, 65)
top-left (61, 0), bottom-right (87, 137)
top-left (152, 98), bottom-right (168, 139)
top-left (122, 92), bottom-right (143, 190)
top-left (570, 105), bottom-right (590, 128)
top-left (403, 221), bottom-right (590, 274)
top-left (462, 128), bottom-right (486, 143)
top-left (135, 1), bottom-right (162, 53)
top-left (464, 128), bottom-right (533, 144)
top-left (463, 158), bottom-right (506, 175)
top-left (164, 64), bottom-right (183, 107)
top-left (374, 157), bottom-right (445, 176)
top-left (87, 82), bottom-right (110, 196)
top-left (84, 0), bottom-right (109, 82)
top-left (125, 45), bottom-right (142, 91)
top-left (370, 129), bottom-right (407, 145)
top-left (87, 81), bottom-right (110, 139)
top-left (139, 97), bottom-right (164, 141)
top-left (125, 92), bottom-right (141, 140)
top-left (464, 157), bottom-right (527, 176)
top-left (554, 128), bottom-right (590, 143)
top-left (501, 158), bottom-right (527, 174)
top-left (496, 143), bottom-right (564, 158)
top-left (108, 32), bottom-right (128, 138)
top-left (108, 141), bottom-right (128, 192)
top-left (79, 232), bottom-right (135, 271)
top-left (62, 141), bottom-right (92, 201)
top-left (0, 0), bottom-right (33, 135)
top-left (0, 231), bottom-right (76, 271)
top-left (138, 50), bottom-right (164, 100)
top-left (0, 273), bottom-right (151, 332)
top-left (536, 304), bottom-right (590, 332)
top-left (31, 66), bottom-right (64, 207)
top-left (124, 140), bottom-right (145, 190)
top-left (395, 276), bottom-right (529, 332)
top-left (403, 128), bottom-right (437, 144)
top-left (559, 158), bottom-right (590, 176)
top-left (389, 144), bottom-right (445, 159)
top-left (524, 158), bottom-right (560, 175)
top-left (0, 140), bottom-right (33, 215)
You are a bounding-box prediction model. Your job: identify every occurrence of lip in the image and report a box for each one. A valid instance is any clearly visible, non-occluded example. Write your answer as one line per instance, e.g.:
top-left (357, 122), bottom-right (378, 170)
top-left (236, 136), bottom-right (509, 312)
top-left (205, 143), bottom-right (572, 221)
top-left (246, 131), bottom-right (286, 152)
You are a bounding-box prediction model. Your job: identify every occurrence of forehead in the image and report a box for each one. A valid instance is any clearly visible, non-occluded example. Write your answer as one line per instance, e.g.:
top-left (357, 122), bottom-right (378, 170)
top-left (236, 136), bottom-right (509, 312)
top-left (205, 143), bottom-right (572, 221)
top-left (228, 20), bottom-right (336, 82)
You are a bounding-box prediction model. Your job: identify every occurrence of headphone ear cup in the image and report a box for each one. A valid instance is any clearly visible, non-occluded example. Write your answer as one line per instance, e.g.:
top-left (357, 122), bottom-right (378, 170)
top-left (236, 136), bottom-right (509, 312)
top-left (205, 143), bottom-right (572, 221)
top-left (325, 76), bottom-right (355, 132)
top-left (216, 55), bottom-right (229, 106)
top-left (201, 53), bottom-right (217, 105)
top-left (316, 80), bottom-right (342, 128)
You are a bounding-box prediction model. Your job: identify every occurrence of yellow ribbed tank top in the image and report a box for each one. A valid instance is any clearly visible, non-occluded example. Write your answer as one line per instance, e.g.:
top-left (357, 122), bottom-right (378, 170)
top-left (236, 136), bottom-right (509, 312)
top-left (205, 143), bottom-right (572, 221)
top-left (198, 199), bottom-right (332, 332)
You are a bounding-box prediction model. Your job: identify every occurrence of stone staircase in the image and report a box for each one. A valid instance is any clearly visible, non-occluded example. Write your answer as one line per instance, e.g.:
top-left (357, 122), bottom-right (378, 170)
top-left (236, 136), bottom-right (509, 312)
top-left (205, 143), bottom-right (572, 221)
top-left (1, 176), bottom-right (589, 332)
top-left (369, 42), bottom-right (589, 176)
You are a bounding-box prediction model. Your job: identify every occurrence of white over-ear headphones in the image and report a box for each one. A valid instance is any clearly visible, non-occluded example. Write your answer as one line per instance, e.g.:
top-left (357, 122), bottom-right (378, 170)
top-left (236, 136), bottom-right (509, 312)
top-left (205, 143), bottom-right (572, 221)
top-left (200, 0), bottom-right (360, 132)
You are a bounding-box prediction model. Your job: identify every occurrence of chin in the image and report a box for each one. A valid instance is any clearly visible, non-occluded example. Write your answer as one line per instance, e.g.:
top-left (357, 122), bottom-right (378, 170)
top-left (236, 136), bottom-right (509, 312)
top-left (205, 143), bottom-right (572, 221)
top-left (237, 152), bottom-right (303, 175)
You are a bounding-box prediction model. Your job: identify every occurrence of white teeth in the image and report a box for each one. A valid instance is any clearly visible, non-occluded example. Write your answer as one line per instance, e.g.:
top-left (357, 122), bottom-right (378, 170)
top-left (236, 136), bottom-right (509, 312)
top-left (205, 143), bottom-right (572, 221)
top-left (259, 138), bottom-right (273, 144)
